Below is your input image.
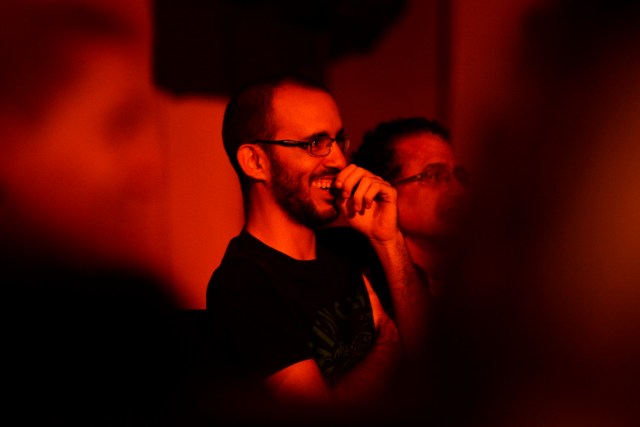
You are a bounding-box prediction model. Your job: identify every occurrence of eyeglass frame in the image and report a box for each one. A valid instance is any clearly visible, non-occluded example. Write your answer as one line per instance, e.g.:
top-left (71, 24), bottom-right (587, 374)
top-left (392, 163), bottom-right (470, 187)
top-left (252, 133), bottom-right (350, 157)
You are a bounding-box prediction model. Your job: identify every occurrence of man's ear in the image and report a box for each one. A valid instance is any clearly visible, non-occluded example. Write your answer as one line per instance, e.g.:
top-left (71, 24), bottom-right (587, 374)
top-left (237, 144), bottom-right (269, 181)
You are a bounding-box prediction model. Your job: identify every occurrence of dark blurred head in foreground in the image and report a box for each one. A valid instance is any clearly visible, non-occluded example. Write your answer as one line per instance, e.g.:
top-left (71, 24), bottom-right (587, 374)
top-left (0, 1), bottom-right (190, 425)
top-left (0, 0), bottom-right (163, 272)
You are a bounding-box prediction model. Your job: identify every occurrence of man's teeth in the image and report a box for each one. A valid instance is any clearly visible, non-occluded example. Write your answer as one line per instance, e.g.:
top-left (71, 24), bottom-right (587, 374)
top-left (312, 179), bottom-right (333, 190)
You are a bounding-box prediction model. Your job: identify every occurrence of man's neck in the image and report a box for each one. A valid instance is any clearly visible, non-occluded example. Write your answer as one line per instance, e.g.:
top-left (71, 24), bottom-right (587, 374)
top-left (405, 235), bottom-right (458, 293)
top-left (245, 204), bottom-right (317, 261)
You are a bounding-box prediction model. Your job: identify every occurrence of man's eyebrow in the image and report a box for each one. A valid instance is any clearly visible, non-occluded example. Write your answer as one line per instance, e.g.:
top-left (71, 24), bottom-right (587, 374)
top-left (423, 162), bottom-right (449, 169)
top-left (302, 128), bottom-right (345, 141)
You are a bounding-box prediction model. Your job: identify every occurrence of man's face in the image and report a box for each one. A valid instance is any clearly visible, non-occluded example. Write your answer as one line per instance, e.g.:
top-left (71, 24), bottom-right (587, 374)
top-left (266, 84), bottom-right (347, 229)
top-left (393, 132), bottom-right (469, 241)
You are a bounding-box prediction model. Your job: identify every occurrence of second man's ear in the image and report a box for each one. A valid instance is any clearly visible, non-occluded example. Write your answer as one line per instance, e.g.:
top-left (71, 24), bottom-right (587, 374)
top-left (237, 144), bottom-right (269, 181)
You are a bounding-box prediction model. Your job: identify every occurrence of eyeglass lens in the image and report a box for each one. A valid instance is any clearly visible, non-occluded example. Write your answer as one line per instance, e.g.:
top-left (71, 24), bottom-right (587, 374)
top-left (422, 165), bottom-right (470, 187)
top-left (310, 135), bottom-right (348, 156)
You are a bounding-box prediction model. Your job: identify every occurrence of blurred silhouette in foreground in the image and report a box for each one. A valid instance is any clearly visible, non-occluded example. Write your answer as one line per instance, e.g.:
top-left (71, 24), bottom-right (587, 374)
top-left (0, 1), bottom-right (197, 425)
top-left (433, 1), bottom-right (640, 426)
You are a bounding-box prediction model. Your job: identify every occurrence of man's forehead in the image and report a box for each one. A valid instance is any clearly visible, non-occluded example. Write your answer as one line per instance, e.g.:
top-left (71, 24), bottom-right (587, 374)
top-left (271, 84), bottom-right (342, 137)
top-left (272, 85), bottom-right (334, 113)
top-left (395, 132), bottom-right (454, 162)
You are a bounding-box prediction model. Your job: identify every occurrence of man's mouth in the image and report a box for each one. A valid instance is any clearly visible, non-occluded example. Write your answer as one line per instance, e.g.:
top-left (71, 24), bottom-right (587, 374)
top-left (439, 199), bottom-right (469, 223)
top-left (311, 177), bottom-right (335, 191)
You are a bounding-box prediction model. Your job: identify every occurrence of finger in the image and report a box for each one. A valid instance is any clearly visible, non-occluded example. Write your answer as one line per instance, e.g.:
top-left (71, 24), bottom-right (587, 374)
top-left (353, 176), bottom-right (391, 211)
top-left (350, 176), bottom-right (375, 212)
top-left (335, 165), bottom-right (370, 199)
top-left (339, 194), bottom-right (357, 219)
top-left (333, 164), bottom-right (358, 192)
top-left (344, 172), bottom-right (385, 206)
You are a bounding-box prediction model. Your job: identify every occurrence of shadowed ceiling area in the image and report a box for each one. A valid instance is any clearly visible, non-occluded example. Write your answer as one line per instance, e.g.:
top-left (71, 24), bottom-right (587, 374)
top-left (153, 0), bottom-right (407, 96)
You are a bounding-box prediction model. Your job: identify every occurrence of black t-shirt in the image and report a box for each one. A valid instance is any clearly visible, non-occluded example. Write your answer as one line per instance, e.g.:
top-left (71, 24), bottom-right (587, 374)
top-left (316, 226), bottom-right (393, 317)
top-left (206, 228), bottom-right (376, 386)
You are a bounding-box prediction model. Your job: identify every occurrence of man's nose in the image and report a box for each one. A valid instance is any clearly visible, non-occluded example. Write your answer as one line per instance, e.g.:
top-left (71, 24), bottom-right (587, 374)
top-left (449, 168), bottom-right (471, 194)
top-left (324, 142), bottom-right (347, 169)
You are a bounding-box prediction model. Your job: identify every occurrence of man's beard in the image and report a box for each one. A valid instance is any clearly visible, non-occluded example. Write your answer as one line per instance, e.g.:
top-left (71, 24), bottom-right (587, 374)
top-left (269, 154), bottom-right (340, 229)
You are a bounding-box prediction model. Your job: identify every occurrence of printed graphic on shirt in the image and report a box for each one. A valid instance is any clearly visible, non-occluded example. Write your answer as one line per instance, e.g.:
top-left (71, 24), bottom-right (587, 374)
top-left (308, 288), bottom-right (375, 385)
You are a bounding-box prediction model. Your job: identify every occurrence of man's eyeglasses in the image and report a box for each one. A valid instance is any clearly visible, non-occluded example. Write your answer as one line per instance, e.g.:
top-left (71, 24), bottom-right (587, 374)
top-left (393, 163), bottom-right (470, 187)
top-left (253, 134), bottom-right (350, 157)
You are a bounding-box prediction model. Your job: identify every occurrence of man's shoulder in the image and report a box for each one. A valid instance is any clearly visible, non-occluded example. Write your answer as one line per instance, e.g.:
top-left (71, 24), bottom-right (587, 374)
top-left (220, 228), bottom-right (284, 263)
top-left (211, 230), bottom-right (266, 272)
top-left (207, 230), bottom-right (281, 297)
top-left (210, 251), bottom-right (267, 286)
top-left (206, 252), bottom-right (272, 310)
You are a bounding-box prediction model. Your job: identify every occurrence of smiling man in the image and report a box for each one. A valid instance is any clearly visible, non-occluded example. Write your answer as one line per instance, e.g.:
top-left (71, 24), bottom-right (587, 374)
top-left (206, 74), bottom-right (430, 425)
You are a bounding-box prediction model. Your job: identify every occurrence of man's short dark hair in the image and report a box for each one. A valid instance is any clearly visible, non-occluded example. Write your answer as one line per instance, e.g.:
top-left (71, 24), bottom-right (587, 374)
top-left (221, 72), bottom-right (330, 197)
top-left (351, 116), bottom-right (450, 182)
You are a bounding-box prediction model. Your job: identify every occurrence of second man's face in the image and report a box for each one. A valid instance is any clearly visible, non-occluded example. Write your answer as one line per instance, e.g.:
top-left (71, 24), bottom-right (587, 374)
top-left (266, 84), bottom-right (347, 228)
top-left (393, 133), bottom-right (469, 240)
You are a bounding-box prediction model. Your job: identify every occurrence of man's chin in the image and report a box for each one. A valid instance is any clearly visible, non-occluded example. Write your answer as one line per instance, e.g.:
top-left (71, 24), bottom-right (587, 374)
top-left (301, 204), bottom-right (338, 228)
top-left (314, 209), bottom-right (340, 228)
top-left (286, 204), bottom-right (340, 229)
